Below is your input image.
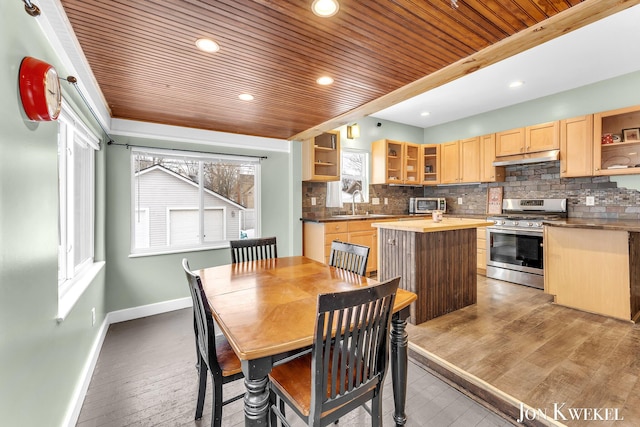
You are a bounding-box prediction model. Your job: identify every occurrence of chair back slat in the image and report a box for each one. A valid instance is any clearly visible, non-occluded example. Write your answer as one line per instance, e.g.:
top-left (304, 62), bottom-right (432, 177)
top-left (230, 237), bottom-right (277, 263)
top-left (309, 277), bottom-right (400, 423)
top-left (328, 240), bottom-right (370, 276)
top-left (182, 259), bottom-right (223, 375)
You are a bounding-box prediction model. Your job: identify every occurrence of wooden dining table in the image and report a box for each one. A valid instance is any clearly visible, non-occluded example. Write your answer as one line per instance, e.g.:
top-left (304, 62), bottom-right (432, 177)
top-left (198, 255), bottom-right (417, 426)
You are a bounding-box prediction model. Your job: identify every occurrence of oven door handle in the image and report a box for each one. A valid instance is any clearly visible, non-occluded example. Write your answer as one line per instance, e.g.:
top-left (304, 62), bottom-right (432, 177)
top-left (487, 226), bottom-right (543, 236)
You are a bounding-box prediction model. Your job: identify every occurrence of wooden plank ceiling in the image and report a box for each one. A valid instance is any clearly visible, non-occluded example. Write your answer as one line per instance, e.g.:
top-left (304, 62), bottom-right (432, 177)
top-left (59, 0), bottom-right (591, 140)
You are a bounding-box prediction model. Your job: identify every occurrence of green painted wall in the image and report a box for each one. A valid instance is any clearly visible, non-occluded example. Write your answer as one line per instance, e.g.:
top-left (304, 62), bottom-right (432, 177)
top-left (104, 135), bottom-right (299, 312)
top-left (0, 2), bottom-right (107, 426)
top-left (423, 71), bottom-right (640, 143)
top-left (422, 70), bottom-right (640, 189)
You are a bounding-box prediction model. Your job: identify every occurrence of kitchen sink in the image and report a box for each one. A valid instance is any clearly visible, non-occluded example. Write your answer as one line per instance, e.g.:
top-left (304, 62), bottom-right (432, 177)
top-left (330, 214), bottom-right (398, 219)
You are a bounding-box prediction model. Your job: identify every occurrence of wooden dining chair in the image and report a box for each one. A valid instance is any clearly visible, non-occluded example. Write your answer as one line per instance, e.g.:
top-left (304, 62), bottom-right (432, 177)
top-left (182, 259), bottom-right (244, 427)
top-left (328, 240), bottom-right (370, 276)
top-left (229, 236), bottom-right (277, 263)
top-left (268, 276), bottom-right (401, 427)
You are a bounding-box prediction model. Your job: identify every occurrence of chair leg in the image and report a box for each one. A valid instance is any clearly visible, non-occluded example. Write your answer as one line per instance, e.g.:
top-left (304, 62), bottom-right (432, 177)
top-left (269, 389), bottom-right (278, 427)
top-left (195, 354), bottom-right (207, 420)
top-left (371, 394), bottom-right (383, 427)
top-left (211, 373), bottom-right (224, 427)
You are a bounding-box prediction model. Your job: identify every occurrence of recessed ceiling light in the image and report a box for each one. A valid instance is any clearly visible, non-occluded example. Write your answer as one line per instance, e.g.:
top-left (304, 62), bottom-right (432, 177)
top-left (509, 80), bottom-right (524, 88)
top-left (195, 38), bottom-right (220, 53)
top-left (316, 76), bottom-right (334, 85)
top-left (238, 93), bottom-right (254, 101)
top-left (421, 111), bottom-right (431, 117)
top-left (312, 0), bottom-right (339, 17)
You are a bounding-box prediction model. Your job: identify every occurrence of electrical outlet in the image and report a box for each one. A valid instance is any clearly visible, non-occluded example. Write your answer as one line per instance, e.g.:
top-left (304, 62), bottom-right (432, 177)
top-left (311, 197), bottom-right (316, 206)
top-left (91, 307), bottom-right (96, 326)
top-left (371, 197), bottom-right (380, 205)
top-left (586, 196), bottom-right (595, 206)
top-left (457, 197), bottom-right (463, 205)
top-left (384, 198), bottom-right (388, 205)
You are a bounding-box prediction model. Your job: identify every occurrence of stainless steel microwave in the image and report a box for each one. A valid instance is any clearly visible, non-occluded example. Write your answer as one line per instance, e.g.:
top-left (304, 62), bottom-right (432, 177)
top-left (409, 197), bottom-right (446, 214)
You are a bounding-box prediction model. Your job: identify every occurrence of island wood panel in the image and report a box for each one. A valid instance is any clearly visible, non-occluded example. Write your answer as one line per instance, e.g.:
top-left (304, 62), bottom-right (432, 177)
top-left (378, 227), bottom-right (477, 325)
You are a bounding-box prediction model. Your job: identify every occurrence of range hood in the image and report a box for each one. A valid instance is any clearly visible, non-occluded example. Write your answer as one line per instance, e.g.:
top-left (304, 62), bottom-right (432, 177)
top-left (492, 149), bottom-right (559, 167)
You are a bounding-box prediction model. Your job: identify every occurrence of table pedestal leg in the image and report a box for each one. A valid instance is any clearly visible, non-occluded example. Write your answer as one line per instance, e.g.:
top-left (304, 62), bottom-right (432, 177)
top-left (242, 361), bottom-right (270, 426)
top-left (390, 313), bottom-right (409, 426)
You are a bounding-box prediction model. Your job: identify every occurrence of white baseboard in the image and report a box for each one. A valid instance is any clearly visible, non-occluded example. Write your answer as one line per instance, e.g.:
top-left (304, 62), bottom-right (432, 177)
top-left (107, 297), bottom-right (192, 324)
top-left (64, 297), bottom-right (193, 427)
top-left (62, 316), bottom-right (109, 427)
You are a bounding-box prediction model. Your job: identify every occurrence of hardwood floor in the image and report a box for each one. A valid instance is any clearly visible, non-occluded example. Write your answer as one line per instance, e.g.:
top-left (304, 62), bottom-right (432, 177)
top-left (76, 308), bottom-right (512, 427)
top-left (407, 275), bottom-right (640, 427)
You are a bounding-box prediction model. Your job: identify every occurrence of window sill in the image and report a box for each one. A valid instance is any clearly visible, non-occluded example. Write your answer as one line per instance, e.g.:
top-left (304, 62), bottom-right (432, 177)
top-left (129, 244), bottom-right (229, 258)
top-left (57, 261), bottom-right (106, 322)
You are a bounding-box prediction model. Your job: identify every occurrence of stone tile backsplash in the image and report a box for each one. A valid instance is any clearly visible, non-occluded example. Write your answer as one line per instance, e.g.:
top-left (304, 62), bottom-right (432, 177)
top-left (302, 161), bottom-right (640, 219)
top-left (302, 182), bottom-right (423, 219)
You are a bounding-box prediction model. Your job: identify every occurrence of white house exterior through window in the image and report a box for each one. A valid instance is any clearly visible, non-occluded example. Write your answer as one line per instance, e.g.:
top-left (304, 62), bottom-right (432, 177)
top-left (130, 148), bottom-right (260, 256)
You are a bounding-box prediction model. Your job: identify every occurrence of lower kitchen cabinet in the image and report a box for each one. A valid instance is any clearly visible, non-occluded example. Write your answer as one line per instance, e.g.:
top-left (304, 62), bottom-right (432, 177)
top-left (477, 227), bottom-right (487, 275)
top-left (303, 220), bottom-right (382, 275)
top-left (544, 226), bottom-right (635, 320)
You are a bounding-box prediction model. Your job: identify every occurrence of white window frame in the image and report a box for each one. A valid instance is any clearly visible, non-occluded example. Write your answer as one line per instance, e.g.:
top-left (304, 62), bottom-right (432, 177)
top-left (57, 102), bottom-right (104, 321)
top-left (340, 149), bottom-right (369, 204)
top-left (130, 147), bottom-right (261, 256)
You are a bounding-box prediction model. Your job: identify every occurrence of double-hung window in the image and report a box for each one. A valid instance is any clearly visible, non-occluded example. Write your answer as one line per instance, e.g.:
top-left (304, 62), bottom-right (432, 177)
top-left (57, 104), bottom-right (101, 318)
top-left (340, 149), bottom-right (369, 204)
top-left (130, 147), bottom-right (261, 255)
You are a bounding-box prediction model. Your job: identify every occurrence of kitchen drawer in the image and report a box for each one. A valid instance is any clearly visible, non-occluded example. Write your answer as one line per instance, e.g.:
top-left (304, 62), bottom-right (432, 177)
top-left (347, 220), bottom-right (376, 232)
top-left (477, 227), bottom-right (486, 239)
top-left (325, 222), bottom-right (348, 234)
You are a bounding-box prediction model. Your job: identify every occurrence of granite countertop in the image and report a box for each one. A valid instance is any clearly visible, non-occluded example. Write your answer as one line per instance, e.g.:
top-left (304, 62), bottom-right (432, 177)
top-left (300, 213), bottom-right (489, 223)
top-left (301, 214), bottom-right (419, 223)
top-left (544, 218), bottom-right (640, 232)
top-left (371, 218), bottom-right (494, 233)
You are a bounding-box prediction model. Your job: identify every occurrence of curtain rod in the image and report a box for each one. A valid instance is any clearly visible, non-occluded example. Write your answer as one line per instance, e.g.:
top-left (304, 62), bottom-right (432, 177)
top-left (107, 141), bottom-right (268, 160)
top-left (61, 76), bottom-right (114, 146)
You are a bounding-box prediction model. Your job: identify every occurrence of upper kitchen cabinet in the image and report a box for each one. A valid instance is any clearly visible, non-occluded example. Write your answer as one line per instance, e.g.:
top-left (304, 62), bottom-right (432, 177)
top-left (371, 139), bottom-right (421, 185)
top-left (495, 121), bottom-right (559, 157)
top-left (440, 140), bottom-right (460, 184)
top-left (594, 105), bottom-right (640, 176)
top-left (302, 131), bottom-right (340, 181)
top-left (403, 142), bottom-right (421, 185)
top-left (440, 138), bottom-right (480, 184)
top-left (421, 144), bottom-right (440, 185)
top-left (560, 115), bottom-right (593, 178)
top-left (479, 134), bottom-right (505, 182)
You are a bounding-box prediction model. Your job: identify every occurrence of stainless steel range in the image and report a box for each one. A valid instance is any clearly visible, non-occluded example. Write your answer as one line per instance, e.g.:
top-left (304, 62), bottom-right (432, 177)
top-left (486, 198), bottom-right (567, 289)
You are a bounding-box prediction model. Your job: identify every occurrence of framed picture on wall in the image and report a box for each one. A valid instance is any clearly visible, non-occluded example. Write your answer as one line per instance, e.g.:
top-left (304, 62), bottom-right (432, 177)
top-left (486, 187), bottom-right (503, 215)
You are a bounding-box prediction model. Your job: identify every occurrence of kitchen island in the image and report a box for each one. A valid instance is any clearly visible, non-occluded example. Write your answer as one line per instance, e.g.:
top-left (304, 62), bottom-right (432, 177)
top-left (373, 217), bottom-right (493, 324)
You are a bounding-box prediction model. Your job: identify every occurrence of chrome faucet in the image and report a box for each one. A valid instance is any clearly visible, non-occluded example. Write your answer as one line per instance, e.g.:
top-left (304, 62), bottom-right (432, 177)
top-left (351, 189), bottom-right (363, 215)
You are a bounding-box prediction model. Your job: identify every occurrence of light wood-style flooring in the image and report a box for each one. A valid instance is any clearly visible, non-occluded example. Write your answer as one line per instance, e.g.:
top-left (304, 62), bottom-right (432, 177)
top-left (76, 307), bottom-right (512, 427)
top-left (407, 275), bottom-right (640, 427)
